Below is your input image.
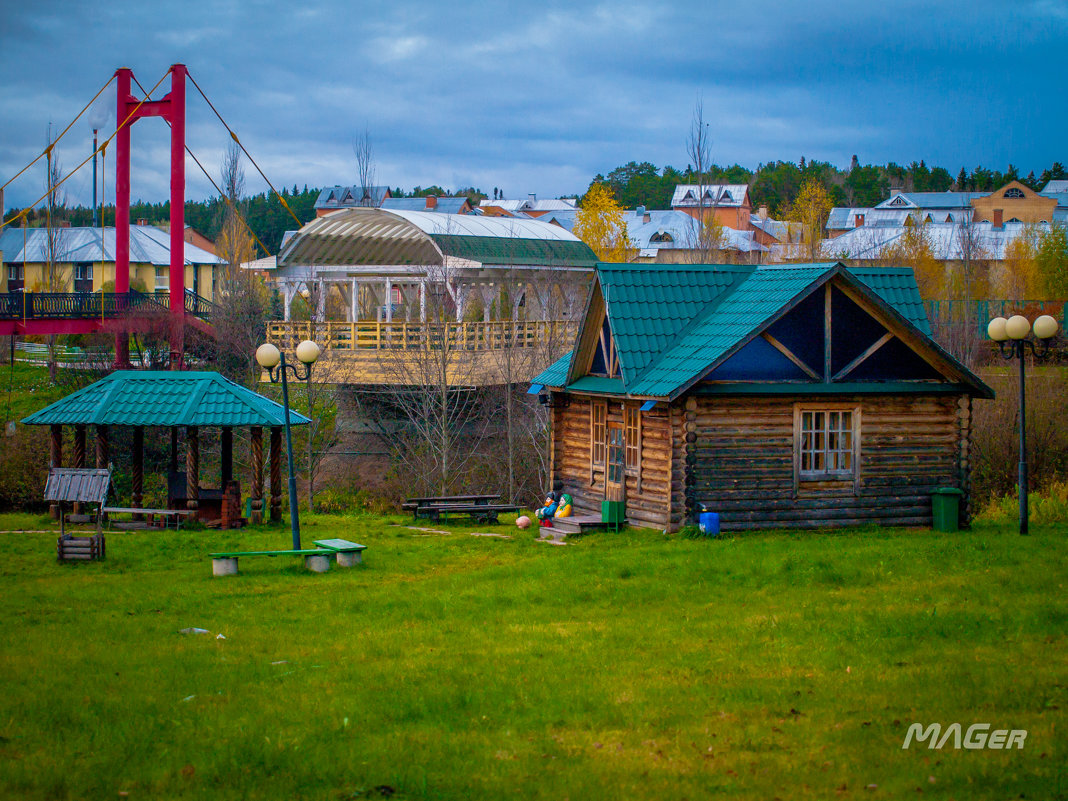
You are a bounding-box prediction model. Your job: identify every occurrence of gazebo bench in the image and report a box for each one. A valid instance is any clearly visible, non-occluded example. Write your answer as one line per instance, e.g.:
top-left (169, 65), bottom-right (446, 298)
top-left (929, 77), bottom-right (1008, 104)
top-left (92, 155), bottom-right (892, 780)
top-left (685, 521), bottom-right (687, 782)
top-left (103, 506), bottom-right (194, 530)
top-left (209, 548), bottom-right (335, 576)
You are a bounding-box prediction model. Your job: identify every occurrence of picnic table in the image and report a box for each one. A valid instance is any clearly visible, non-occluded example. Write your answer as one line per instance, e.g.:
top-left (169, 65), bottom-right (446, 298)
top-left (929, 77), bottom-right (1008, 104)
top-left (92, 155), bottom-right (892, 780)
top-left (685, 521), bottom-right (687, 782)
top-left (402, 494), bottom-right (518, 523)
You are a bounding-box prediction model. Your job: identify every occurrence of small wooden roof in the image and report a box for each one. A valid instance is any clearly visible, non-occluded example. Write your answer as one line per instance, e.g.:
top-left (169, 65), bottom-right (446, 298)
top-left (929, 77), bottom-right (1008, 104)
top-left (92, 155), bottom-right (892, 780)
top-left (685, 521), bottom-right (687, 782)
top-left (44, 468), bottom-right (111, 504)
top-left (21, 371), bottom-right (311, 428)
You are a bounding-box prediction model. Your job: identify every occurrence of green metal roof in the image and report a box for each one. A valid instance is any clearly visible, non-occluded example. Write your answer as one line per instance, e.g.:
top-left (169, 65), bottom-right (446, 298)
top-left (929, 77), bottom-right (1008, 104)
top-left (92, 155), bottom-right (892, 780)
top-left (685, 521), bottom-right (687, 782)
top-left (598, 263), bottom-right (750, 386)
top-left (536, 352), bottom-right (571, 387)
top-left (22, 371), bottom-right (311, 428)
top-left (531, 262), bottom-right (990, 399)
top-left (429, 234), bottom-right (597, 267)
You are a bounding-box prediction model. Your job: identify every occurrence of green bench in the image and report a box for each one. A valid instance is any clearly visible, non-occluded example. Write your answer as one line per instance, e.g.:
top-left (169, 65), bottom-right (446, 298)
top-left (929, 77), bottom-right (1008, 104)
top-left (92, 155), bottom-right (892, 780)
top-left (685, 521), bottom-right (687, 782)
top-left (210, 539), bottom-right (367, 576)
top-left (210, 548), bottom-right (334, 576)
top-left (314, 539), bottom-right (367, 567)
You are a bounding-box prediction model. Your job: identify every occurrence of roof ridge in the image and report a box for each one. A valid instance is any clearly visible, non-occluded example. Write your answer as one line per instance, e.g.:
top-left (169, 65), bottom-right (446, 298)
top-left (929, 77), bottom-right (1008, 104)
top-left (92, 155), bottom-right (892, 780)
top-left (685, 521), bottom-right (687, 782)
top-left (656, 263), bottom-right (843, 399)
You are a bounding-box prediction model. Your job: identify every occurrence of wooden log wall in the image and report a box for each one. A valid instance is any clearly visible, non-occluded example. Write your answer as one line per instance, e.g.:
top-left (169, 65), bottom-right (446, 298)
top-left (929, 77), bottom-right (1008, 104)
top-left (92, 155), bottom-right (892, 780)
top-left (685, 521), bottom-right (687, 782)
top-left (688, 394), bottom-right (968, 531)
top-left (550, 395), bottom-right (675, 531)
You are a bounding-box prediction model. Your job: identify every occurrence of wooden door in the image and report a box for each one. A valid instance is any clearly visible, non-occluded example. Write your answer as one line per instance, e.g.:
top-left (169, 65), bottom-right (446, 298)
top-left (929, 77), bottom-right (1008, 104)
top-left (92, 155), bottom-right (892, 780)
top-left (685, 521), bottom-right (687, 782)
top-left (606, 422), bottom-right (625, 502)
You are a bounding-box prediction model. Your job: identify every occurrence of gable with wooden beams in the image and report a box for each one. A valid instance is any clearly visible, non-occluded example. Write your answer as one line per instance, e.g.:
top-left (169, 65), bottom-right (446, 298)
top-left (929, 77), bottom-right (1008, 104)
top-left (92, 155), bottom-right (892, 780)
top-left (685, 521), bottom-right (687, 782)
top-left (537, 263), bottom-right (992, 401)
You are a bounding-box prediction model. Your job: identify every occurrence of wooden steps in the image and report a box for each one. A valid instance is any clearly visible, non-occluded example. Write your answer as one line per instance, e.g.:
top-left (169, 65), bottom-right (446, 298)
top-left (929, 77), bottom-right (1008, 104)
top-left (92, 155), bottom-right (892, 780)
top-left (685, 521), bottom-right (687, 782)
top-left (540, 514), bottom-right (622, 537)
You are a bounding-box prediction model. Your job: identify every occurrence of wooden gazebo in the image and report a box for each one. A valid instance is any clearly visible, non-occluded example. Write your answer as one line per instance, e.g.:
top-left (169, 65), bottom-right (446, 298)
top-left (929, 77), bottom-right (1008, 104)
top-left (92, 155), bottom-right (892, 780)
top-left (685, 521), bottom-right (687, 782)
top-left (22, 371), bottom-right (311, 524)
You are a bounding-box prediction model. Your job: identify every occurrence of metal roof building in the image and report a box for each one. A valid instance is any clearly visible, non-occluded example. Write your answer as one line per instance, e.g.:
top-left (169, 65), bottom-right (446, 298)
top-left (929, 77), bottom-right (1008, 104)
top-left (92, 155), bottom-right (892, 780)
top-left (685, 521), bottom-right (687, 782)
top-left (0, 225), bottom-right (221, 266)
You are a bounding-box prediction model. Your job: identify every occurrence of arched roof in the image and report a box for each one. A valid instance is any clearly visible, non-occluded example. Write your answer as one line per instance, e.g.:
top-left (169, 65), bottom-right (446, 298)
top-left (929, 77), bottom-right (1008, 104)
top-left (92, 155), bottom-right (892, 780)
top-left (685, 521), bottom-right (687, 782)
top-left (278, 208), bottom-right (597, 269)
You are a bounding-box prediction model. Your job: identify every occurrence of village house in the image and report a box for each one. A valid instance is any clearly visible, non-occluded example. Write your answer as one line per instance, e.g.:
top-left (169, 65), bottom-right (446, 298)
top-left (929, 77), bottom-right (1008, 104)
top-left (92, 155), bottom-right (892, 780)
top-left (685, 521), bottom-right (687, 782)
top-left (671, 184), bottom-right (753, 231)
top-left (531, 262), bottom-right (992, 532)
top-left (0, 224), bottom-right (221, 299)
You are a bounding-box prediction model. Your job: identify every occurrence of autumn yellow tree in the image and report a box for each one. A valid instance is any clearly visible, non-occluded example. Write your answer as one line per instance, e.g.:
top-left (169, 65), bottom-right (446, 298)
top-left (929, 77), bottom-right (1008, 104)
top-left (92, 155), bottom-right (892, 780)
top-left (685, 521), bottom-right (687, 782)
top-left (1036, 223), bottom-right (1068, 297)
top-left (880, 219), bottom-right (943, 297)
top-left (574, 183), bottom-right (633, 262)
top-left (788, 177), bottom-right (832, 261)
top-left (995, 224), bottom-right (1041, 299)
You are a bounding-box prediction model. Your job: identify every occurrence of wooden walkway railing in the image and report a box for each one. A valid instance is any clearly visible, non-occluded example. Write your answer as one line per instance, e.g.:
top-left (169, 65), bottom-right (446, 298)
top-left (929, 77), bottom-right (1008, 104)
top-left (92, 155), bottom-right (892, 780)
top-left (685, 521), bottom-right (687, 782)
top-left (266, 320), bottom-right (579, 352)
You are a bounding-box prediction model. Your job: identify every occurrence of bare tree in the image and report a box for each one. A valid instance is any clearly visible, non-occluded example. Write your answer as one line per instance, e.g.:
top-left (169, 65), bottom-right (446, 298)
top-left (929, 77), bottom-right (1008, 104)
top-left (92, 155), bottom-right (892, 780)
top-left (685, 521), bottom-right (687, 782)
top-left (949, 202), bottom-right (990, 365)
top-left (353, 128), bottom-right (376, 206)
top-left (684, 97), bottom-right (724, 262)
top-left (212, 142), bottom-right (270, 385)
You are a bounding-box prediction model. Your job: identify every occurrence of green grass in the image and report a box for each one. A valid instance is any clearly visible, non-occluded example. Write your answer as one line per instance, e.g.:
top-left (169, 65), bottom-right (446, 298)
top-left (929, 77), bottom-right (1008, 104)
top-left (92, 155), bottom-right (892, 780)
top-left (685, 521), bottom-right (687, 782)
top-left (0, 513), bottom-right (1064, 799)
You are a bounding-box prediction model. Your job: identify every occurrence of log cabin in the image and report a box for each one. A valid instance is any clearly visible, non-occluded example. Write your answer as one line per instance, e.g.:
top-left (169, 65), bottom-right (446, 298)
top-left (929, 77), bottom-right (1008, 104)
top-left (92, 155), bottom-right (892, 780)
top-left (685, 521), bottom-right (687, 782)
top-left (530, 262), bottom-right (994, 532)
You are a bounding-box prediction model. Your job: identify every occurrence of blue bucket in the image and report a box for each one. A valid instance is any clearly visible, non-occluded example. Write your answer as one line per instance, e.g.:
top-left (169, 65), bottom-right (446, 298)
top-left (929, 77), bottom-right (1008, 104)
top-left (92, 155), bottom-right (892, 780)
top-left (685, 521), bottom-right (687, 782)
top-left (698, 511), bottom-right (720, 537)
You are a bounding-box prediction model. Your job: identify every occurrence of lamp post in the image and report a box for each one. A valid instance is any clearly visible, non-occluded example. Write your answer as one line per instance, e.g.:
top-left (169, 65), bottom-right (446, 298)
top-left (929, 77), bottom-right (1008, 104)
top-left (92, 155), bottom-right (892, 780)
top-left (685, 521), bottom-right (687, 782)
top-left (987, 313), bottom-right (1059, 535)
top-left (255, 339), bottom-right (321, 550)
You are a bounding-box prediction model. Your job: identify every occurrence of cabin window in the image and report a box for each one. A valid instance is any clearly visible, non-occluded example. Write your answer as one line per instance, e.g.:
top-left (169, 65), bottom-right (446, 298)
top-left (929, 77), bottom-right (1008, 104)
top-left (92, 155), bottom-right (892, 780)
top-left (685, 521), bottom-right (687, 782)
top-left (624, 404), bottom-right (640, 475)
top-left (591, 400), bottom-right (607, 466)
top-left (797, 407), bottom-right (858, 480)
top-left (155, 266), bottom-right (168, 293)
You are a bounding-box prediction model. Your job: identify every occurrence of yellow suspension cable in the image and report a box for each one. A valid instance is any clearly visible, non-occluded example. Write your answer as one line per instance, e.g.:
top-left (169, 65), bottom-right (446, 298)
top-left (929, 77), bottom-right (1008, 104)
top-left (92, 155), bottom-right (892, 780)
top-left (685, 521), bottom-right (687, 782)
top-left (0, 69), bottom-right (172, 232)
top-left (187, 70), bottom-right (303, 227)
top-left (1, 74), bottom-right (115, 192)
top-left (129, 75), bottom-right (272, 258)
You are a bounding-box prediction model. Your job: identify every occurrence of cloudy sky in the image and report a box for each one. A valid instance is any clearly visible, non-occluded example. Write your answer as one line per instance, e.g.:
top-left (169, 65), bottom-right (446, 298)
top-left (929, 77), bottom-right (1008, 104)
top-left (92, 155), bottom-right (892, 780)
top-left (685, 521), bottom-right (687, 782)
top-left (1, 0), bottom-right (1064, 212)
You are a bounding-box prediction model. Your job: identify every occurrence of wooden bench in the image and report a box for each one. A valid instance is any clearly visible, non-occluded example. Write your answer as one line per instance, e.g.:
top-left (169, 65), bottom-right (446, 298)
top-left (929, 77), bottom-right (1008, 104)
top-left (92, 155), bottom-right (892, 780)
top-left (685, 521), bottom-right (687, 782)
top-left (103, 506), bottom-right (195, 530)
top-left (313, 539), bottom-right (367, 567)
top-left (209, 548), bottom-right (334, 576)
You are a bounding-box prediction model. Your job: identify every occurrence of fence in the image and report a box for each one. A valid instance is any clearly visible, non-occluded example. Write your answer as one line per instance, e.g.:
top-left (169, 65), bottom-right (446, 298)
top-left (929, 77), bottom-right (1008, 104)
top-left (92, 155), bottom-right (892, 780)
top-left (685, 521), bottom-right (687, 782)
top-left (0, 289), bottom-right (213, 321)
top-left (923, 299), bottom-right (1067, 338)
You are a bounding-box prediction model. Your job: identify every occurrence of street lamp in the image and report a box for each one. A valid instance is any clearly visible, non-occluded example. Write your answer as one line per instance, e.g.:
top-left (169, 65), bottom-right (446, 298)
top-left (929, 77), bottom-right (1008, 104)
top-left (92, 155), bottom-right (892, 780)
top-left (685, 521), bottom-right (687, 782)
top-left (255, 339), bottom-right (321, 549)
top-left (987, 313), bottom-right (1059, 535)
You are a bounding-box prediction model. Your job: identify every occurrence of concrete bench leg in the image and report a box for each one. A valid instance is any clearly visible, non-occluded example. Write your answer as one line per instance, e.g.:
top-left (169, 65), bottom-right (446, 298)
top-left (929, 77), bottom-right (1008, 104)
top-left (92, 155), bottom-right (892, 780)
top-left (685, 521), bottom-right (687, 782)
top-left (305, 554), bottom-right (331, 573)
top-left (213, 557), bottom-right (239, 577)
top-left (336, 551), bottom-right (362, 567)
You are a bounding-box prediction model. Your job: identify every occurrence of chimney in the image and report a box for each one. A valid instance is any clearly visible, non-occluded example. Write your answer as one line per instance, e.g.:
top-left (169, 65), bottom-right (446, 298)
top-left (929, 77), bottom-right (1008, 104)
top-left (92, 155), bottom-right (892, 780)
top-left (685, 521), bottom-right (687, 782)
top-left (637, 205), bottom-right (651, 223)
top-left (890, 188), bottom-right (901, 197)
top-left (855, 213), bottom-right (865, 227)
top-left (758, 205), bottom-right (768, 220)
top-left (528, 193), bottom-right (537, 203)
top-left (993, 208), bottom-right (1003, 228)
top-left (425, 196), bottom-right (437, 210)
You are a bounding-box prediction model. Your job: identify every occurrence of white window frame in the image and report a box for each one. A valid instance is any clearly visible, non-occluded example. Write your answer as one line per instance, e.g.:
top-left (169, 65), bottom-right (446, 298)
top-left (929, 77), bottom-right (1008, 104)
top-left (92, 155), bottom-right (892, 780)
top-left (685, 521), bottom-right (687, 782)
top-left (793, 403), bottom-right (861, 490)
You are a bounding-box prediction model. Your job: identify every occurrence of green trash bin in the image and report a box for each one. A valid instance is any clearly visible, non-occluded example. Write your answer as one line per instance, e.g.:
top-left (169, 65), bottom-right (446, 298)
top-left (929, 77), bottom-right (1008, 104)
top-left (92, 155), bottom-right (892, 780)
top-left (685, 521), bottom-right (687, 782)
top-left (602, 500), bottom-right (626, 533)
top-left (931, 488), bottom-right (964, 532)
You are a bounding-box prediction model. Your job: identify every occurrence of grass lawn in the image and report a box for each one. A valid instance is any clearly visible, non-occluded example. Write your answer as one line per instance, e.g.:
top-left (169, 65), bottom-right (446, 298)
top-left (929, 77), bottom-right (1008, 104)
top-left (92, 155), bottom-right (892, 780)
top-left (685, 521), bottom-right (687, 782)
top-left (0, 512), bottom-right (1064, 800)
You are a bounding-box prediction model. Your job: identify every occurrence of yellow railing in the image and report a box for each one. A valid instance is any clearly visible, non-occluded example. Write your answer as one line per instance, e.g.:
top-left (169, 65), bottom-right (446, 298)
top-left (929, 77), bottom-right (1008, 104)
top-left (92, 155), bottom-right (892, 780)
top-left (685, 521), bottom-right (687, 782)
top-left (266, 320), bottom-right (579, 352)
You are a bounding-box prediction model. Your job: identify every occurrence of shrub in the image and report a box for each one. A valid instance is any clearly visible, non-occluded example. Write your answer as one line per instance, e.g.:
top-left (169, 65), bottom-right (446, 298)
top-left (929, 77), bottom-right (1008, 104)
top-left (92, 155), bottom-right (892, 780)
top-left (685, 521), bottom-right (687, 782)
top-left (971, 366), bottom-right (1068, 505)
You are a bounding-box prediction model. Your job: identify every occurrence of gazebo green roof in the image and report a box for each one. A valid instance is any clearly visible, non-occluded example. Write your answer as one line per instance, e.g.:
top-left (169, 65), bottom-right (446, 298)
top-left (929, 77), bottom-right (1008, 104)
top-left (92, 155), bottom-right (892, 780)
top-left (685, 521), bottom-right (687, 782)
top-left (21, 371), bottom-right (311, 428)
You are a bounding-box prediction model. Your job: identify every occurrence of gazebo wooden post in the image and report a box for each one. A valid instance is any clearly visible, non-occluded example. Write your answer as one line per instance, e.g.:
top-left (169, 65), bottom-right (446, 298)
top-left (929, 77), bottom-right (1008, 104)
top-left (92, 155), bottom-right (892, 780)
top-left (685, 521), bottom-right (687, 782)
top-left (270, 426), bottom-right (282, 522)
top-left (49, 424), bottom-right (63, 520)
top-left (73, 424), bottom-right (86, 514)
top-left (132, 426), bottom-right (144, 521)
top-left (95, 424), bottom-right (109, 469)
top-left (186, 426), bottom-right (199, 516)
top-left (221, 427), bottom-right (233, 488)
top-left (250, 426), bottom-right (264, 524)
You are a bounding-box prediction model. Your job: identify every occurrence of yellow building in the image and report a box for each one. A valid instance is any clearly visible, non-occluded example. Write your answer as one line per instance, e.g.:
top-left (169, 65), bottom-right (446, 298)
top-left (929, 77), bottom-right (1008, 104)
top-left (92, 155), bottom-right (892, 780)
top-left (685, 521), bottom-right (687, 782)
top-left (970, 180), bottom-right (1058, 226)
top-left (0, 224), bottom-right (221, 299)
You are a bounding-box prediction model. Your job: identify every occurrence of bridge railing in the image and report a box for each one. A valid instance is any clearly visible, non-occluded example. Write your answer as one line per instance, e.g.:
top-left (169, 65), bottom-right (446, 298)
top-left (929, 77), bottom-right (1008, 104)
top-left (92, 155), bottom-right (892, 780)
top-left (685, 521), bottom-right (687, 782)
top-left (0, 290), bottom-right (211, 321)
top-left (266, 320), bottom-right (580, 352)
